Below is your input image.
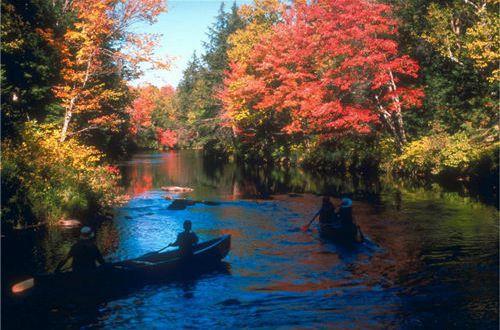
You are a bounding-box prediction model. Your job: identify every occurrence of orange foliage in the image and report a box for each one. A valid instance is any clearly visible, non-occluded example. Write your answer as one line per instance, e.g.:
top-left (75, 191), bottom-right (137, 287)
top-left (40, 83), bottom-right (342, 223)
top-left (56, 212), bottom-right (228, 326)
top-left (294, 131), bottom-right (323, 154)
top-left (37, 0), bottom-right (168, 141)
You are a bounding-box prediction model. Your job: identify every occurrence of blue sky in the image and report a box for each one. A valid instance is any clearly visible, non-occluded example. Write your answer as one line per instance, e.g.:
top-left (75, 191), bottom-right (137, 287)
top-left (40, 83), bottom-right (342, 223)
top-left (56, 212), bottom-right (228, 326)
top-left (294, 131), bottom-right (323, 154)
top-left (133, 0), bottom-right (252, 88)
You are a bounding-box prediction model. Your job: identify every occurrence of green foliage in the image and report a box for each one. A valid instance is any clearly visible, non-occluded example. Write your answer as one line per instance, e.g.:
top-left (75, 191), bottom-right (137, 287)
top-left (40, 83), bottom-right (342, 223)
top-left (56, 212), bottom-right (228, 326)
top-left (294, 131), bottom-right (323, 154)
top-left (1, 122), bottom-right (122, 228)
top-left (301, 136), bottom-right (382, 174)
top-left (203, 3), bottom-right (245, 85)
top-left (0, 0), bottom-right (65, 138)
top-left (176, 3), bottom-right (244, 152)
top-left (389, 0), bottom-right (498, 135)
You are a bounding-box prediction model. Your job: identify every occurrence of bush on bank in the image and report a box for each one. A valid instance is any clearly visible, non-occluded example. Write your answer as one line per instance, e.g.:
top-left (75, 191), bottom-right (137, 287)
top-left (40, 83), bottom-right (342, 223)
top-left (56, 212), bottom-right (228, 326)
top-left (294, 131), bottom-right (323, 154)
top-left (280, 127), bottom-right (498, 185)
top-left (393, 127), bottom-right (499, 179)
top-left (300, 136), bottom-right (382, 174)
top-left (1, 121), bottom-right (122, 228)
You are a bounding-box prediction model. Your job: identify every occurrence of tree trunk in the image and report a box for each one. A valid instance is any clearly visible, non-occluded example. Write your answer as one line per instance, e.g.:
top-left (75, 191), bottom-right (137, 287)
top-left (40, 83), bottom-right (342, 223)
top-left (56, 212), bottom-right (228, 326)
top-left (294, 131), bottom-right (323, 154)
top-left (375, 95), bottom-right (404, 153)
top-left (60, 97), bottom-right (75, 142)
top-left (387, 69), bottom-right (408, 147)
top-left (60, 53), bottom-right (93, 142)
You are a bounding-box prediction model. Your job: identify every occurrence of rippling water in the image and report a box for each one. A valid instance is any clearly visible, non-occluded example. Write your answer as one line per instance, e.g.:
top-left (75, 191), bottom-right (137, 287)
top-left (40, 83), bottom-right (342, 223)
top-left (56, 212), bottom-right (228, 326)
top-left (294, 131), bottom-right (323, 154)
top-left (2, 151), bottom-right (498, 329)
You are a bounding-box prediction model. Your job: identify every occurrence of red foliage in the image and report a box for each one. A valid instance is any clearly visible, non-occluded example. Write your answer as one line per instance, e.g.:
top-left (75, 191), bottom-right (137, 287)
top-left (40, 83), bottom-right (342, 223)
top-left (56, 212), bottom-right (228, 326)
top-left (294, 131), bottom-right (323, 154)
top-left (105, 165), bottom-right (120, 176)
top-left (156, 128), bottom-right (177, 149)
top-left (129, 86), bottom-right (157, 134)
top-left (221, 0), bottom-right (423, 140)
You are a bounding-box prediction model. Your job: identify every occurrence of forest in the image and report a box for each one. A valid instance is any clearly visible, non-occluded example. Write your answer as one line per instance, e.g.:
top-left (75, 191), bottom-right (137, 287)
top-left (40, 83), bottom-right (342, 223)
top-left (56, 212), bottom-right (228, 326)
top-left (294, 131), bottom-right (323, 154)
top-left (2, 0), bottom-right (498, 228)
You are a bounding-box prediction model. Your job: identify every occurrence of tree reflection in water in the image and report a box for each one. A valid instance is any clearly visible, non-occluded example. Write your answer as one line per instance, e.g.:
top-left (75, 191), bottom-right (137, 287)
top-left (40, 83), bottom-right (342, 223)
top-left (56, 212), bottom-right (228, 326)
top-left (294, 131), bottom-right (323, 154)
top-left (2, 150), bottom-right (498, 329)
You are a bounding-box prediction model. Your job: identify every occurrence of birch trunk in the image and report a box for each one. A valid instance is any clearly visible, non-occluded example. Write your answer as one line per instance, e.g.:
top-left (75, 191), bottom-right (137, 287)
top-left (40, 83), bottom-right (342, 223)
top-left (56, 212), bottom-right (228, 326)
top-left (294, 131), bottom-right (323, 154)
top-left (60, 53), bottom-right (93, 142)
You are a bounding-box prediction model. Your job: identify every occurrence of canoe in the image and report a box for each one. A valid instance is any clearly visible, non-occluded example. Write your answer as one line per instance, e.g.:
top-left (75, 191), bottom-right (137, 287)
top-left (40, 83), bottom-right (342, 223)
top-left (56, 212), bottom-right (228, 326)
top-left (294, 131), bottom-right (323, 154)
top-left (12, 235), bottom-right (231, 299)
top-left (318, 223), bottom-right (363, 244)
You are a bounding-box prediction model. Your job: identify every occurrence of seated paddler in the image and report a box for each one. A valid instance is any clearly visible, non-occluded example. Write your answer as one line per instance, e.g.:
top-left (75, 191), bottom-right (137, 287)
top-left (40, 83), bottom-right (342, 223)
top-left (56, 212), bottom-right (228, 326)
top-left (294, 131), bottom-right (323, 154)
top-left (55, 226), bottom-right (106, 272)
top-left (313, 196), bottom-right (336, 224)
top-left (337, 198), bottom-right (364, 242)
top-left (169, 220), bottom-right (199, 257)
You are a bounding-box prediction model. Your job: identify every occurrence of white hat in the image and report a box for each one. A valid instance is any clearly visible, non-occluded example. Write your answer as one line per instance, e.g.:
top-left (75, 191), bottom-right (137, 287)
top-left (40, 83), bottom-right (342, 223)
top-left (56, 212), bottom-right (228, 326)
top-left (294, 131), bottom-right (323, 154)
top-left (340, 198), bottom-right (353, 208)
top-left (80, 226), bottom-right (94, 239)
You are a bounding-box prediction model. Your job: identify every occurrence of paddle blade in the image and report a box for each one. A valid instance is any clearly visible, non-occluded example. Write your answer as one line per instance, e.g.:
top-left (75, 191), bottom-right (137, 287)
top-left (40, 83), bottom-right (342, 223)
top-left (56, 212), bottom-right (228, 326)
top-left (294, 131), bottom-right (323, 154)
top-left (12, 278), bottom-right (34, 294)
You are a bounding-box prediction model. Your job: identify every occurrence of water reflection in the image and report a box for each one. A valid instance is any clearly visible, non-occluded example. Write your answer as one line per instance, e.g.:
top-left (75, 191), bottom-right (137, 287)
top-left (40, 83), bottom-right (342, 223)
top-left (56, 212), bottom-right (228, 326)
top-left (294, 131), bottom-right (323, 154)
top-left (2, 150), bottom-right (498, 329)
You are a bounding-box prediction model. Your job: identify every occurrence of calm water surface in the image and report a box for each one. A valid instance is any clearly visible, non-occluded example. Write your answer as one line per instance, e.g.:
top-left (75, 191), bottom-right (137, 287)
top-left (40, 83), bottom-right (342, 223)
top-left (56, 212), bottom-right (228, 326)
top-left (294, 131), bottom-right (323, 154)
top-left (3, 150), bottom-right (498, 329)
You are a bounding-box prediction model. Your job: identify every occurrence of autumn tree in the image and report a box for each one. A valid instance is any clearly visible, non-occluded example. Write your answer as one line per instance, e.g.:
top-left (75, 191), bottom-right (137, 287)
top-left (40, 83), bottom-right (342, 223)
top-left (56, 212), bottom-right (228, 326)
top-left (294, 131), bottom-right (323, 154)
top-left (422, 0), bottom-right (499, 82)
top-left (221, 0), bottom-right (423, 154)
top-left (128, 84), bottom-right (179, 149)
top-left (389, 0), bottom-right (498, 133)
top-left (227, 0), bottom-right (284, 67)
top-left (222, 0), bottom-right (284, 154)
top-left (156, 128), bottom-right (178, 149)
top-left (39, 0), bottom-right (168, 142)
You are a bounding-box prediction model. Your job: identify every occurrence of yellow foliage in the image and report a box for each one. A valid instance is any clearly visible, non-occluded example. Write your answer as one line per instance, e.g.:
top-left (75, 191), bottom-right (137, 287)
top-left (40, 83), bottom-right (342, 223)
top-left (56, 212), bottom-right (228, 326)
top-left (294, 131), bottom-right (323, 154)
top-left (464, 2), bottom-right (500, 82)
top-left (394, 127), bottom-right (499, 176)
top-left (227, 0), bottom-right (284, 67)
top-left (2, 121), bottom-right (121, 225)
top-left (423, 0), bottom-right (499, 82)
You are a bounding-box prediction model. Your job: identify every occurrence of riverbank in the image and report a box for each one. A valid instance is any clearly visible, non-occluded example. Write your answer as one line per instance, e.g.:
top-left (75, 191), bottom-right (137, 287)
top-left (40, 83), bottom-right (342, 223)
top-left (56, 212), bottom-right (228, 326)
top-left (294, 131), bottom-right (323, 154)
top-left (3, 143), bottom-right (496, 232)
top-left (1, 122), bottom-right (125, 230)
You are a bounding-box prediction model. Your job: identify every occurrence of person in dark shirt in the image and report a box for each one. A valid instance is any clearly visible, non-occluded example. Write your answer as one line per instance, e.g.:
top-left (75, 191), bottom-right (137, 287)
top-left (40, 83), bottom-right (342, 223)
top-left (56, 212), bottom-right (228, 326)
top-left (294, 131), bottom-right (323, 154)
top-left (314, 196), bottom-right (336, 224)
top-left (337, 198), bottom-right (364, 242)
top-left (169, 220), bottom-right (199, 257)
top-left (55, 226), bottom-right (106, 272)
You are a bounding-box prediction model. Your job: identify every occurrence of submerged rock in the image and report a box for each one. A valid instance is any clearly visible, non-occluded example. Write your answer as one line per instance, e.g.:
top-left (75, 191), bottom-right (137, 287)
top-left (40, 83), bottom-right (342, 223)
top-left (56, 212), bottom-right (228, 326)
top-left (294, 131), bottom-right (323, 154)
top-left (161, 186), bottom-right (194, 193)
top-left (167, 198), bottom-right (196, 210)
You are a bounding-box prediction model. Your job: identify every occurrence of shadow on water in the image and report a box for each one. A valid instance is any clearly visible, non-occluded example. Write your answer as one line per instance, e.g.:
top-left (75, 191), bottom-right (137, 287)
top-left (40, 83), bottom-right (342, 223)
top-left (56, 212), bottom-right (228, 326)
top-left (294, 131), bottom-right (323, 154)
top-left (2, 150), bottom-right (498, 329)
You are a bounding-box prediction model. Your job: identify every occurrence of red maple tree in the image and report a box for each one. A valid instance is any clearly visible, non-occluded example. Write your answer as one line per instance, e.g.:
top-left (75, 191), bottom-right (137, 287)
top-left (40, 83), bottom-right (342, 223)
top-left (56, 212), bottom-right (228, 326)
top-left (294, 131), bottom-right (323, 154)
top-left (156, 128), bottom-right (178, 149)
top-left (221, 0), bottom-right (423, 151)
top-left (129, 85), bottom-right (157, 134)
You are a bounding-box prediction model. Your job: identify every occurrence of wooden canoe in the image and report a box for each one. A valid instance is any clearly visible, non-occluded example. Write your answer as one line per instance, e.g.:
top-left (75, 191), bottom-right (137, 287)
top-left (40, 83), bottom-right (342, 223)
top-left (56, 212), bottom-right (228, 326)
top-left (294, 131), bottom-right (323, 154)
top-left (318, 223), bottom-right (363, 244)
top-left (13, 235), bottom-right (231, 300)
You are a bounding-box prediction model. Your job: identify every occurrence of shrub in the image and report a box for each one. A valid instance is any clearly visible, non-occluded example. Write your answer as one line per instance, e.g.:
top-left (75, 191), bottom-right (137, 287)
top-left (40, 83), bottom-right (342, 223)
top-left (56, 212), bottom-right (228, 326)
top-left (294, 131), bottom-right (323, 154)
top-left (301, 136), bottom-right (381, 173)
top-left (1, 121), bottom-right (121, 227)
top-left (393, 127), bottom-right (499, 178)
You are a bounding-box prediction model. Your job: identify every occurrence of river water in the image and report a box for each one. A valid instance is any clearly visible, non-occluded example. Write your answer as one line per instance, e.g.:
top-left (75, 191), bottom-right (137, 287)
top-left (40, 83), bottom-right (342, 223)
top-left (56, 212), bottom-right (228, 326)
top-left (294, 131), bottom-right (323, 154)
top-left (2, 150), bottom-right (498, 329)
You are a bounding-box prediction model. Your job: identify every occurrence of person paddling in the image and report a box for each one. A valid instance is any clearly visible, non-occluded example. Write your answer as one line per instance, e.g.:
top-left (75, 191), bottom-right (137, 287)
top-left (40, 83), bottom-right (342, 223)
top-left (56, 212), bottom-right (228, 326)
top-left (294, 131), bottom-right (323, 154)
top-left (169, 220), bottom-right (199, 257)
top-left (337, 198), bottom-right (364, 242)
top-left (301, 196), bottom-right (336, 231)
top-left (316, 196), bottom-right (336, 224)
top-left (55, 226), bottom-right (106, 273)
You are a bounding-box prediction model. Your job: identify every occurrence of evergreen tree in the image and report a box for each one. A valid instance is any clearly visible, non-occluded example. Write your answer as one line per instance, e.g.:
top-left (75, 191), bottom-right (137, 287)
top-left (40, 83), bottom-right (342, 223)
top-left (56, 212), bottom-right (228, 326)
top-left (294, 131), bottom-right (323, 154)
top-left (176, 2), bottom-right (245, 151)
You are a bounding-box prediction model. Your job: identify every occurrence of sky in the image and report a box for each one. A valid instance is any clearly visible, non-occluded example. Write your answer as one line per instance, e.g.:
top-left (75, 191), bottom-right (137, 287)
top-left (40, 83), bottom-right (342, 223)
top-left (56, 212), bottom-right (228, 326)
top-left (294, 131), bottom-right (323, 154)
top-left (133, 0), bottom-right (252, 88)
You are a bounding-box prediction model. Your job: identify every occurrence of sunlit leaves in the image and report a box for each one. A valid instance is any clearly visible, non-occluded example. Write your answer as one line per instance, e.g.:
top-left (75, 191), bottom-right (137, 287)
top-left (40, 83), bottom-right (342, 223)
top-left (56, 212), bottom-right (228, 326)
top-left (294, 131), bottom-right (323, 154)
top-left (128, 84), bottom-right (178, 149)
top-left (37, 0), bottom-right (168, 141)
top-left (221, 0), bottom-right (423, 151)
top-left (422, 0), bottom-right (499, 82)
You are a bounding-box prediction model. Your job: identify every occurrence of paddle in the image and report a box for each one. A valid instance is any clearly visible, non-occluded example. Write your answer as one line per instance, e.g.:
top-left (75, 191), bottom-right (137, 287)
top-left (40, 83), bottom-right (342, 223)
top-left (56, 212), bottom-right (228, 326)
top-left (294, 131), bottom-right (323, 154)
top-left (140, 241), bottom-right (175, 258)
top-left (355, 224), bottom-right (365, 243)
top-left (12, 278), bottom-right (35, 294)
top-left (301, 213), bottom-right (318, 232)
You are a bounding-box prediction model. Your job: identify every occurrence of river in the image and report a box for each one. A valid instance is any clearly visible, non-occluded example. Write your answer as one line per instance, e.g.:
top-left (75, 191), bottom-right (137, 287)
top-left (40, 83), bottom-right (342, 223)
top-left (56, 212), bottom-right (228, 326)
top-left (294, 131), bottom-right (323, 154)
top-left (2, 150), bottom-right (498, 329)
